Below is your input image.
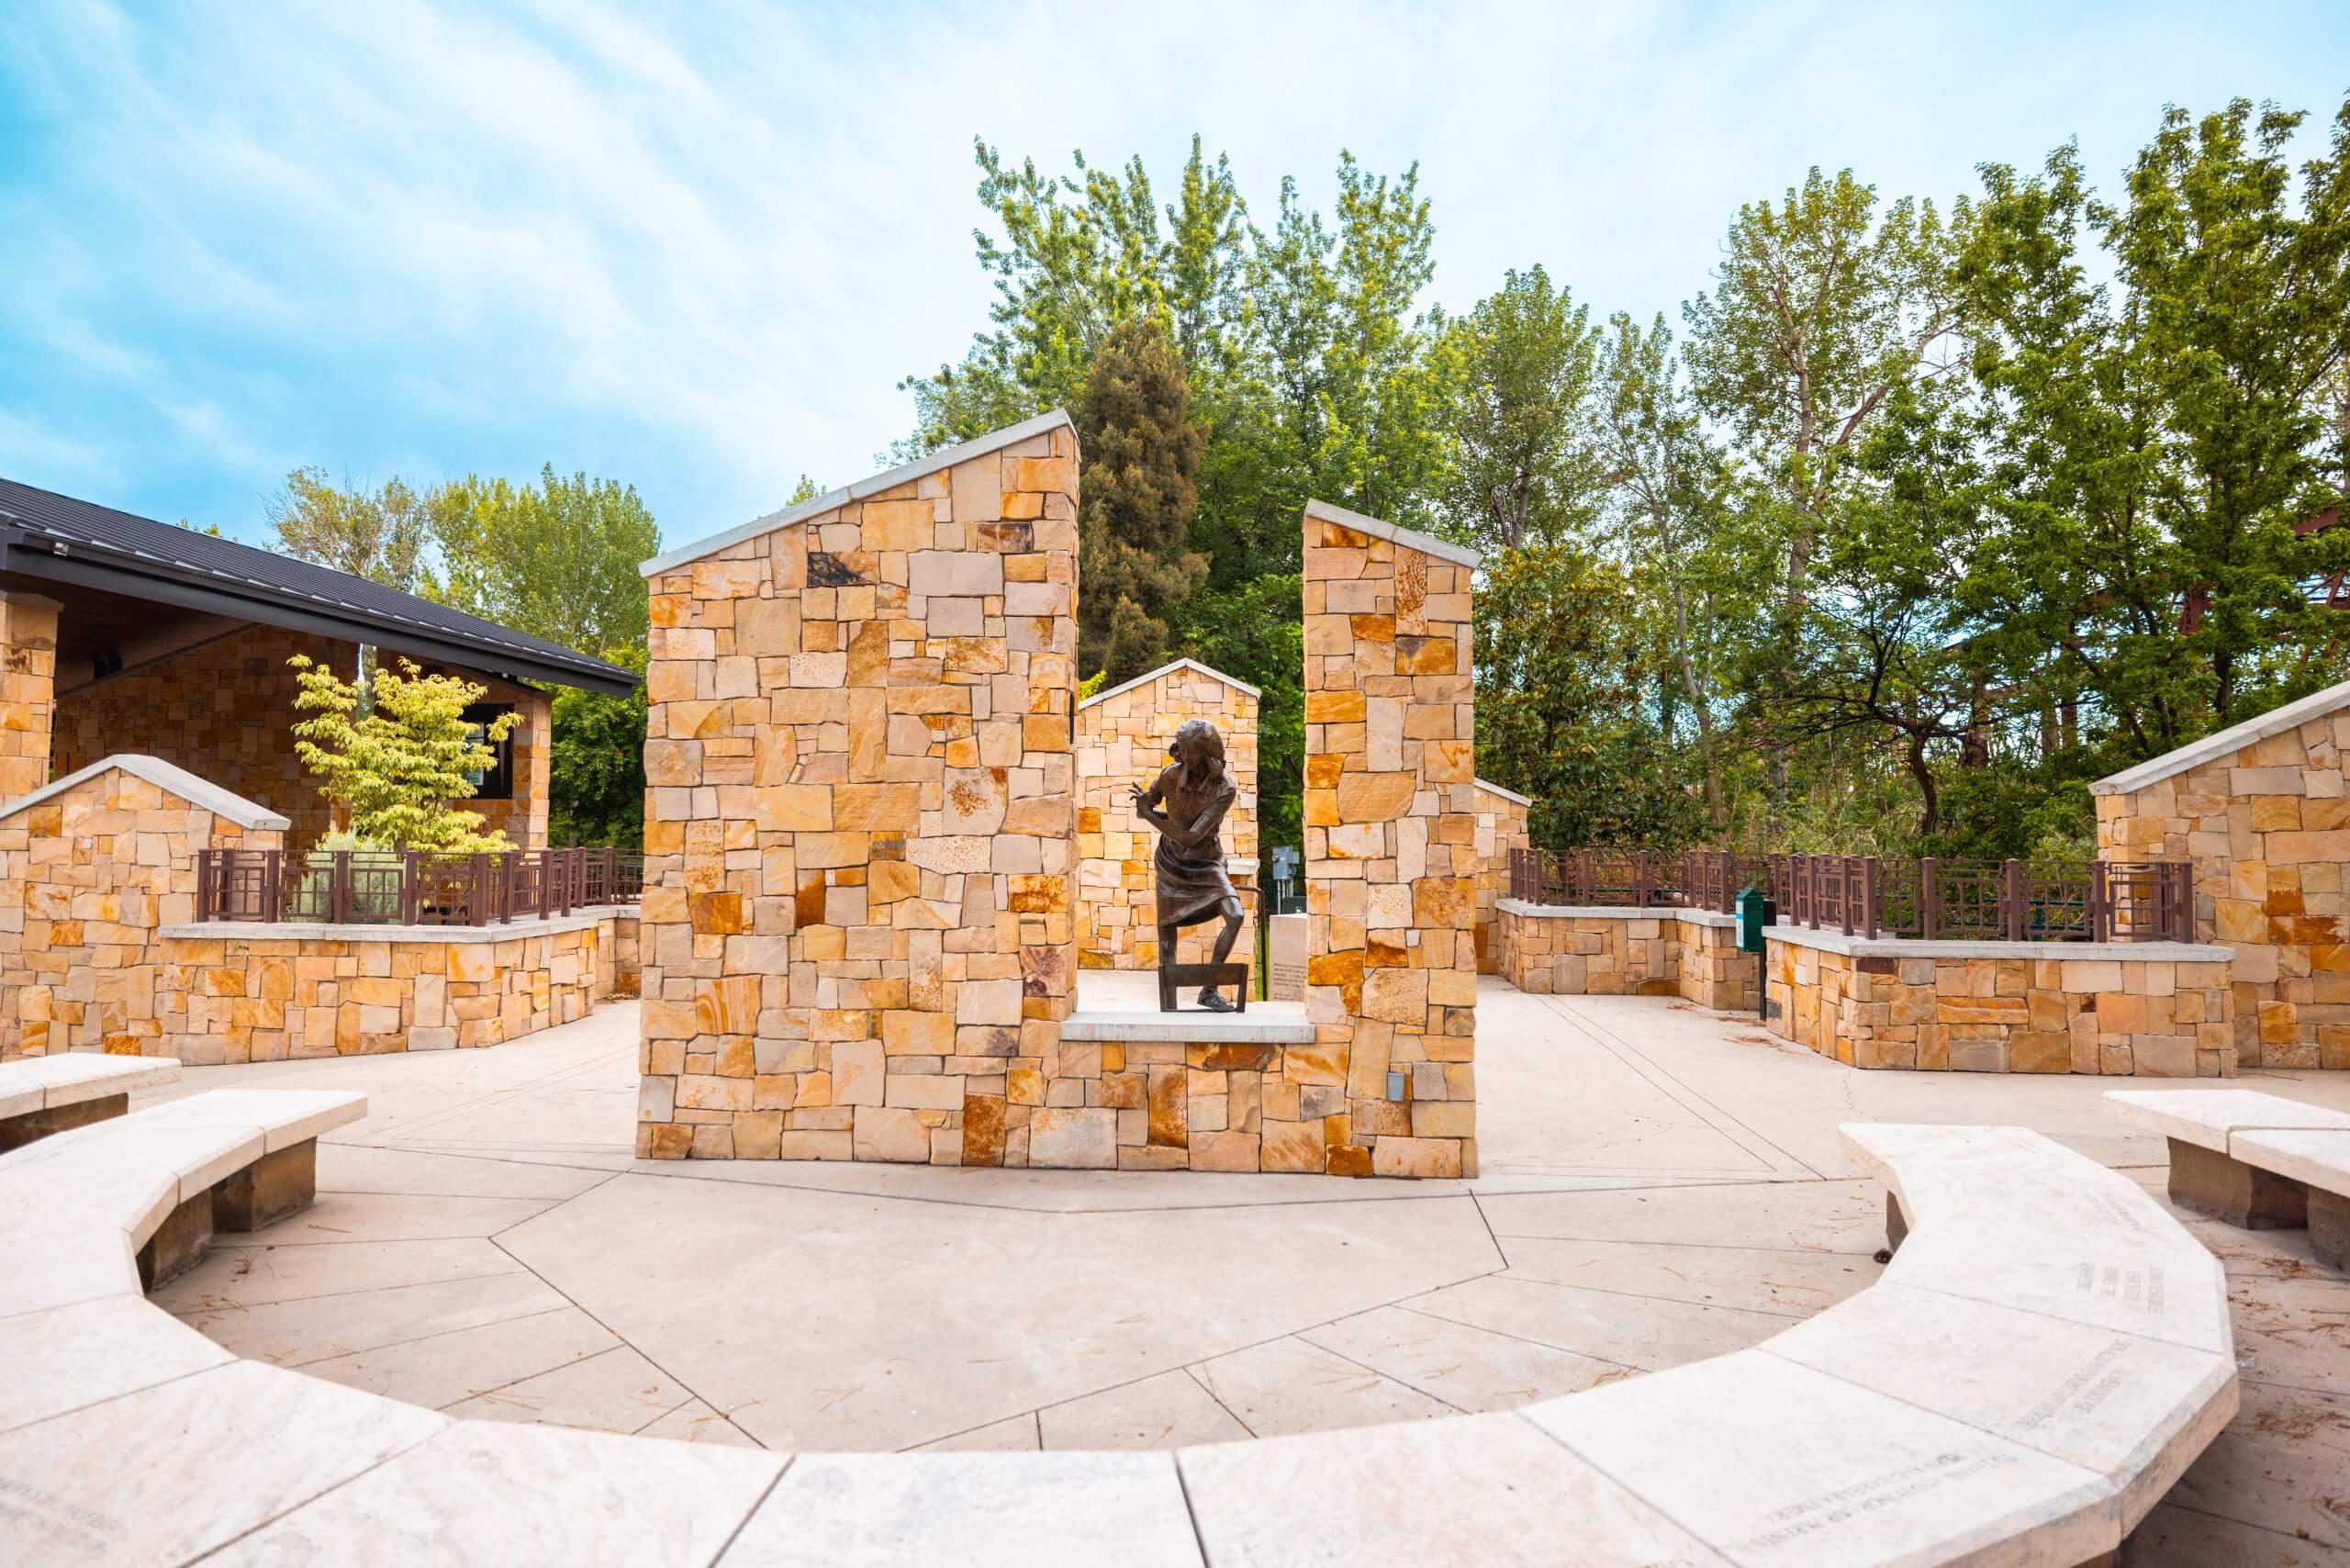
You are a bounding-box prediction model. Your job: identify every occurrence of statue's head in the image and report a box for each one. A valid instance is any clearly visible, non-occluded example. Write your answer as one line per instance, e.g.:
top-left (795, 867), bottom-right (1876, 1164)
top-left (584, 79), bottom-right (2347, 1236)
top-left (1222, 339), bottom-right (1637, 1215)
top-left (1169, 719), bottom-right (1226, 786)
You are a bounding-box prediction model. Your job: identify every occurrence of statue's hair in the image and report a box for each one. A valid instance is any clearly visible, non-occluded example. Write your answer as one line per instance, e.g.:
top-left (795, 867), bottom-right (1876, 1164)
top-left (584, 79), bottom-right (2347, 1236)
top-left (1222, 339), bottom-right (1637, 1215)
top-left (1174, 718), bottom-right (1227, 781)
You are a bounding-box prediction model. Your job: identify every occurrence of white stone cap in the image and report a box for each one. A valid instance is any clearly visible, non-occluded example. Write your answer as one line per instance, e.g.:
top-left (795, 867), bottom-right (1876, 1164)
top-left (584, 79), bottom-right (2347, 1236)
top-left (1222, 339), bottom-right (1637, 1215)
top-left (1078, 656), bottom-right (1261, 710)
top-left (2091, 675), bottom-right (2350, 796)
top-left (1304, 498), bottom-right (1483, 570)
top-left (0, 1053), bottom-right (181, 1120)
top-left (162, 906), bottom-right (629, 944)
top-left (2232, 1127), bottom-right (2350, 1192)
top-left (1764, 923), bottom-right (2230, 962)
top-left (1060, 1008), bottom-right (1315, 1045)
top-left (643, 409), bottom-right (1076, 577)
top-left (1472, 778), bottom-right (1532, 807)
top-left (0, 753), bottom-right (289, 831)
top-left (1496, 899), bottom-right (1737, 928)
top-left (2104, 1088), bottom-right (2350, 1155)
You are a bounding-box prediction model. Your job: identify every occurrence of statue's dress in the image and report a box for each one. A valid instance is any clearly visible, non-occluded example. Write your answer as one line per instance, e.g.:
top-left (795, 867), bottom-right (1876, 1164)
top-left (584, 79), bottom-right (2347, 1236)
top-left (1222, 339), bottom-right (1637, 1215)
top-left (1147, 763), bottom-right (1240, 928)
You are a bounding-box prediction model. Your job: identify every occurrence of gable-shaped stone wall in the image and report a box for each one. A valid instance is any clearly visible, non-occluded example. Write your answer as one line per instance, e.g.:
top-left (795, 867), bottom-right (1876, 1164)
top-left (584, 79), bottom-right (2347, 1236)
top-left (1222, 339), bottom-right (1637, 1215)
top-left (1302, 502), bottom-right (1479, 1179)
top-left (1471, 779), bottom-right (1531, 975)
top-left (635, 416), bottom-right (1080, 1162)
top-left (1075, 660), bottom-right (1259, 971)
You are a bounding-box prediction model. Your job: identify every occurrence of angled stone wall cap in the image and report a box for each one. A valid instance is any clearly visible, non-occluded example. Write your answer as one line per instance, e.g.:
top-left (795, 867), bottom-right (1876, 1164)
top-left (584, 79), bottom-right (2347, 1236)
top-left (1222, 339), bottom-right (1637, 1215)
top-left (0, 753), bottom-right (291, 830)
top-left (2092, 674), bottom-right (2350, 796)
top-left (1078, 656), bottom-right (1262, 711)
top-left (642, 409), bottom-right (1078, 578)
top-left (1473, 778), bottom-right (1533, 807)
top-left (1303, 498), bottom-right (1483, 570)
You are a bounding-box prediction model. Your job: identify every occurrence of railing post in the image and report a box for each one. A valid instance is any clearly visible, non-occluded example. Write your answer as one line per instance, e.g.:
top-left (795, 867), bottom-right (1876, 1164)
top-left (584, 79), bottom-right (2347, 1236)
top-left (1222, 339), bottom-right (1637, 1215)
top-left (1863, 857), bottom-right (1879, 940)
top-left (2003, 858), bottom-right (2025, 942)
top-left (2087, 860), bottom-right (2109, 944)
top-left (196, 849), bottom-right (213, 923)
top-left (1919, 857), bottom-right (1938, 941)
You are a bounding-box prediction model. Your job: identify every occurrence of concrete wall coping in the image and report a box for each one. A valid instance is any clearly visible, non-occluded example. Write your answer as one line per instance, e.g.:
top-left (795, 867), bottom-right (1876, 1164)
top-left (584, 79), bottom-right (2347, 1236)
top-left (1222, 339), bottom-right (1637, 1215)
top-left (161, 906), bottom-right (632, 945)
top-left (0, 1053), bottom-right (181, 1118)
top-left (1763, 922), bottom-right (2231, 963)
top-left (1079, 656), bottom-right (1262, 710)
top-left (1472, 778), bottom-right (1533, 807)
top-left (1304, 497), bottom-right (1483, 569)
top-left (643, 409), bottom-right (1077, 577)
top-left (1059, 1008), bottom-right (1316, 1045)
top-left (0, 753), bottom-right (291, 831)
top-left (1497, 899), bottom-right (1738, 929)
top-left (2092, 675), bottom-right (2350, 796)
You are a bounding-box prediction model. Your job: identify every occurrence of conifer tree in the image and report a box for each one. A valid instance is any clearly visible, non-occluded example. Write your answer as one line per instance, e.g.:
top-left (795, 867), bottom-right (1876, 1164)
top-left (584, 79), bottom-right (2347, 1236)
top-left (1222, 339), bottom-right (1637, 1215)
top-left (1075, 317), bottom-right (1208, 683)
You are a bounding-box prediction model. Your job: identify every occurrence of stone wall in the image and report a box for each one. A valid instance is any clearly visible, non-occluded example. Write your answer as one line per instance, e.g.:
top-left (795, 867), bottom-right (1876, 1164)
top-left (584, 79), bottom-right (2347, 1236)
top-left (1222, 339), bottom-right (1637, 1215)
top-left (634, 411), bottom-right (1080, 1163)
top-left (2095, 704), bottom-right (2350, 1069)
top-left (1302, 501), bottom-right (1479, 1180)
top-left (1075, 659), bottom-right (1259, 970)
top-left (1495, 904), bottom-right (1758, 1013)
top-left (1766, 931), bottom-right (2233, 1076)
top-left (158, 920), bottom-right (602, 1065)
top-left (1470, 780), bottom-right (1530, 975)
top-left (49, 622), bottom-right (552, 856)
top-left (0, 590), bottom-right (61, 804)
top-left (0, 759), bottom-right (284, 1058)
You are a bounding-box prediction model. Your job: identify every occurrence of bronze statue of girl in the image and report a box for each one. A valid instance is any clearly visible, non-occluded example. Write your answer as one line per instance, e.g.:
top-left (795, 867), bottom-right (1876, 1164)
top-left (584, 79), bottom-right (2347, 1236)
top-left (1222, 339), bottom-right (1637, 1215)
top-left (1128, 718), bottom-right (1246, 1011)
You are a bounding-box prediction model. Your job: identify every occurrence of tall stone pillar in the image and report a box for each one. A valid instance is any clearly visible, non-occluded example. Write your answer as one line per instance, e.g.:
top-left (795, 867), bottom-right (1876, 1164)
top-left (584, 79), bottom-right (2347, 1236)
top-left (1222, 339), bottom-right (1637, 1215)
top-left (0, 590), bottom-right (62, 803)
top-left (1302, 501), bottom-right (1480, 1178)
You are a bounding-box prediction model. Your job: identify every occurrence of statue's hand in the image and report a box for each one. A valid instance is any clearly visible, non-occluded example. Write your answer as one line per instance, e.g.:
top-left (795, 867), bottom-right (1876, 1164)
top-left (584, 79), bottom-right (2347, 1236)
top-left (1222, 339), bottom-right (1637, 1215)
top-left (1127, 784), bottom-right (1154, 819)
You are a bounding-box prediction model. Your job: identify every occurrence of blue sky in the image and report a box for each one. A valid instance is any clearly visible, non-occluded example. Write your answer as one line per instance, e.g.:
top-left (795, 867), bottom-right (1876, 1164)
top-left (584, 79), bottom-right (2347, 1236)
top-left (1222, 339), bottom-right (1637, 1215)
top-left (3, 1), bottom-right (2344, 554)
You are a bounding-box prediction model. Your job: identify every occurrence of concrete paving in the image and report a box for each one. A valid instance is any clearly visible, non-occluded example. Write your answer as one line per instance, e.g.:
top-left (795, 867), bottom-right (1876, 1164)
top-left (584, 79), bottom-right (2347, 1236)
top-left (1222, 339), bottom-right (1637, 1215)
top-left (140, 979), bottom-right (2350, 1564)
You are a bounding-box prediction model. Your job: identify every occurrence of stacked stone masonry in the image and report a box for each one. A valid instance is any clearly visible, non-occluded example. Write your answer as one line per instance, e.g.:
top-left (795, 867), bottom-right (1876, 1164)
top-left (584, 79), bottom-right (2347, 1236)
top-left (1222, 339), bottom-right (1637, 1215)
top-left (1470, 780), bottom-right (1530, 975)
top-left (0, 591), bottom-right (61, 804)
top-left (1301, 503), bottom-right (1480, 1180)
top-left (1496, 906), bottom-right (1758, 1013)
top-left (2097, 706), bottom-right (2350, 1070)
top-left (634, 414), bottom-right (1084, 1165)
top-left (1075, 659), bottom-right (1258, 970)
top-left (0, 762), bottom-right (280, 1058)
top-left (47, 622), bottom-right (552, 857)
top-left (1768, 937), bottom-right (2234, 1076)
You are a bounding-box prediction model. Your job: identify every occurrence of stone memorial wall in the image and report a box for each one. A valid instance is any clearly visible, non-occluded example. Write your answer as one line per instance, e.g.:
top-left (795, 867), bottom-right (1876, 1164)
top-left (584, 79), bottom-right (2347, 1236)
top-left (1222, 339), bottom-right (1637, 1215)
top-left (1301, 500), bottom-right (1480, 1179)
top-left (634, 412), bottom-right (1081, 1163)
top-left (1075, 658), bottom-right (1259, 970)
top-left (1471, 778), bottom-right (1531, 974)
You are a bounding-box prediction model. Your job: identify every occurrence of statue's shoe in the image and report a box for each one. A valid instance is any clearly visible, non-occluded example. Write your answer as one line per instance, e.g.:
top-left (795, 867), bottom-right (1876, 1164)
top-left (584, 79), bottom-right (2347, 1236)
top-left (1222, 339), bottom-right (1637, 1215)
top-left (1195, 990), bottom-right (1236, 1013)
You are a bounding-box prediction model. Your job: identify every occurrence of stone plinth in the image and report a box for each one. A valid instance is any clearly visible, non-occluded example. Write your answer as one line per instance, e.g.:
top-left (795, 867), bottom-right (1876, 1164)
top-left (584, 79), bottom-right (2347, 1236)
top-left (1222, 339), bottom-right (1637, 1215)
top-left (1302, 500), bottom-right (1479, 1179)
top-left (1075, 658), bottom-right (1259, 970)
top-left (634, 410), bottom-right (1080, 1164)
top-left (1767, 925), bottom-right (2234, 1075)
top-left (1470, 779), bottom-right (1530, 975)
top-left (1046, 1006), bottom-right (1321, 1170)
top-left (2094, 690), bottom-right (2350, 1070)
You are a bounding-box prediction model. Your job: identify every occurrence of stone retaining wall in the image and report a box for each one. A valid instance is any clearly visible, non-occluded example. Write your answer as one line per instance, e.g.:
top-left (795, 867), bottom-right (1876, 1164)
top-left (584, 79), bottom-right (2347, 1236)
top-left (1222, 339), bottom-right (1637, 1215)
top-left (1495, 903), bottom-right (1759, 1013)
top-left (1074, 658), bottom-right (1258, 970)
top-left (1471, 780), bottom-right (1530, 975)
top-left (158, 921), bottom-right (603, 1064)
top-left (1766, 928), bottom-right (2234, 1076)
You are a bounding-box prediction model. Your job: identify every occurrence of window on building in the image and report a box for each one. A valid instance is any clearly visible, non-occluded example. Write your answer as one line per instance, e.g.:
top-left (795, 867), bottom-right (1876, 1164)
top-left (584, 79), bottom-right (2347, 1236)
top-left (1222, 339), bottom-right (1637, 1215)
top-left (464, 702), bottom-right (518, 801)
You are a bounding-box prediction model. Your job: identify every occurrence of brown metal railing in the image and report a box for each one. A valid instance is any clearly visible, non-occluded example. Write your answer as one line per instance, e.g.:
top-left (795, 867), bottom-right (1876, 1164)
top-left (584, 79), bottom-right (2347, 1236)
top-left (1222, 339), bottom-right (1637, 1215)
top-left (194, 846), bottom-right (644, 926)
top-left (1505, 847), bottom-right (2194, 945)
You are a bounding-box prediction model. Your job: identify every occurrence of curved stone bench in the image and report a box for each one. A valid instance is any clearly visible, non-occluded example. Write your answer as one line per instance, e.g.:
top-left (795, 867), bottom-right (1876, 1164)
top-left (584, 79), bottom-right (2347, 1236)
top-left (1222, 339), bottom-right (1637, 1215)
top-left (0, 1119), bottom-right (2236, 1567)
top-left (2107, 1087), bottom-right (2350, 1269)
top-left (0, 1053), bottom-right (181, 1150)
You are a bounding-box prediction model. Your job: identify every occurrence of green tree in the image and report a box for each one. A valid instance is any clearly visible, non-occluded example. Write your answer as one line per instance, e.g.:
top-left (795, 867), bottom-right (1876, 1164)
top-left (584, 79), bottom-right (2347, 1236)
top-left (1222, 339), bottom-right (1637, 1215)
top-left (425, 465), bottom-right (659, 656)
top-left (265, 468), bottom-right (431, 592)
top-left (287, 655), bottom-right (518, 852)
top-left (1442, 265), bottom-right (1605, 554)
top-left (547, 645), bottom-right (649, 847)
top-left (1076, 318), bottom-right (1209, 682)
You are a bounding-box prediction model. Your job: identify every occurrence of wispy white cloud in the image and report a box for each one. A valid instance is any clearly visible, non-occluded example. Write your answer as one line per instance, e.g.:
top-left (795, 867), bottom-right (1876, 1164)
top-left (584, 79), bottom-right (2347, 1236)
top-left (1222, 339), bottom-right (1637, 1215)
top-left (1, 0), bottom-right (2344, 546)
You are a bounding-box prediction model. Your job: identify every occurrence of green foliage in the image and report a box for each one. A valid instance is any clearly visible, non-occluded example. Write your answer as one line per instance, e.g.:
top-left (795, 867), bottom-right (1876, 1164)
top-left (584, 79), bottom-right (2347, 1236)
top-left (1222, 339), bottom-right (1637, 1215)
top-left (1176, 573), bottom-right (1304, 851)
top-left (1441, 266), bottom-right (1606, 554)
top-left (424, 465), bottom-right (660, 657)
top-left (266, 468), bottom-right (431, 593)
top-left (1076, 318), bottom-right (1208, 682)
top-left (287, 655), bottom-right (517, 853)
top-left (548, 644), bottom-right (649, 848)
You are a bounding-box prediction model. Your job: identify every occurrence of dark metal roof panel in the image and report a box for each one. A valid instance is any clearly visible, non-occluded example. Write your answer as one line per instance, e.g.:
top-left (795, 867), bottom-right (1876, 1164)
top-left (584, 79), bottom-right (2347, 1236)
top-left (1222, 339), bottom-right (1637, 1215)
top-left (0, 476), bottom-right (636, 692)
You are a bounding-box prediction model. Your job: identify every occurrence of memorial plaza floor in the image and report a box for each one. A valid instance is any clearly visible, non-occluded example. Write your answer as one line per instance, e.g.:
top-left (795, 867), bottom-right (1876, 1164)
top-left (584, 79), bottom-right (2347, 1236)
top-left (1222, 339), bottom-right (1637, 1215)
top-left (140, 979), bottom-right (2350, 1565)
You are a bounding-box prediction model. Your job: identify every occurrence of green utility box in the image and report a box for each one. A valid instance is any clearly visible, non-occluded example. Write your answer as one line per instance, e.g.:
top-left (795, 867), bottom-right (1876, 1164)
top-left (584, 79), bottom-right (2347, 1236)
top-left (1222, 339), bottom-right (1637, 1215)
top-left (1738, 886), bottom-right (1775, 954)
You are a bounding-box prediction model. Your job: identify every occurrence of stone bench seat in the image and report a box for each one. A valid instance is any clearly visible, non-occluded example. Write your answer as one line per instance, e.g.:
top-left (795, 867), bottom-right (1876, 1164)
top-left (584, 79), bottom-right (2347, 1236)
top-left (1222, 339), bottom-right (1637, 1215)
top-left (0, 1053), bottom-right (182, 1150)
top-left (0, 1119), bottom-right (2236, 1566)
top-left (2107, 1088), bottom-right (2350, 1269)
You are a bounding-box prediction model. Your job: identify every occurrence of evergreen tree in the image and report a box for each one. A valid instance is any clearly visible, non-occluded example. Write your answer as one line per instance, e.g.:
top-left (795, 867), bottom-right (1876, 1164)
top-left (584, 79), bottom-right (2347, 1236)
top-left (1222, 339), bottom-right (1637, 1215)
top-left (1074, 318), bottom-right (1208, 683)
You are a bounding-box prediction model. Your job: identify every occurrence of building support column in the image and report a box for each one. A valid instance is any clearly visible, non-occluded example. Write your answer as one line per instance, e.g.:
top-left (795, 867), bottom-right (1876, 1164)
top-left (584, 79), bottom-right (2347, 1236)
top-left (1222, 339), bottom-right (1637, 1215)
top-left (0, 589), bottom-right (62, 803)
